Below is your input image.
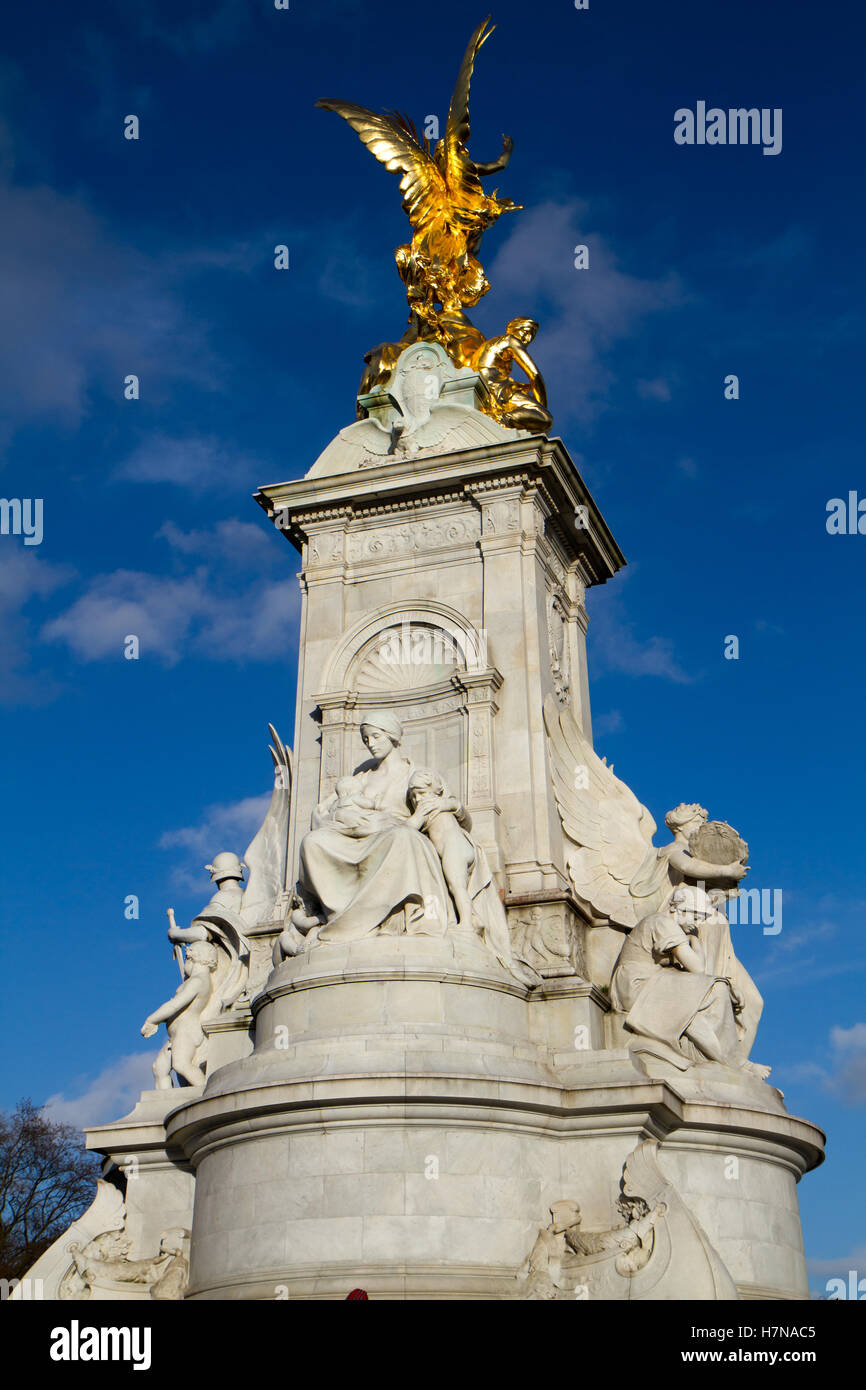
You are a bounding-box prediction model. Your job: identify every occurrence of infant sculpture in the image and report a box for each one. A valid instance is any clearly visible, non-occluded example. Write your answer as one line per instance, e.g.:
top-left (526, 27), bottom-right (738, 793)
top-left (275, 710), bottom-right (535, 984)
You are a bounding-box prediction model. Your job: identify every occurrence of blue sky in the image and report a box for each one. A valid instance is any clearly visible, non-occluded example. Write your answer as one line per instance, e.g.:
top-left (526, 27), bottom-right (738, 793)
top-left (0, 0), bottom-right (863, 1297)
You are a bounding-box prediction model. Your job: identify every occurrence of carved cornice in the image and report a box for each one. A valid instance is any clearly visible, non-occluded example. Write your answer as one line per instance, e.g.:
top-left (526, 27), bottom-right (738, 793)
top-left (254, 437), bottom-right (626, 589)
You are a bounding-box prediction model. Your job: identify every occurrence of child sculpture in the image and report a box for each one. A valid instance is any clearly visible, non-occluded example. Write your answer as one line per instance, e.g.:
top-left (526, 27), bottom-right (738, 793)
top-left (141, 940), bottom-right (219, 1088)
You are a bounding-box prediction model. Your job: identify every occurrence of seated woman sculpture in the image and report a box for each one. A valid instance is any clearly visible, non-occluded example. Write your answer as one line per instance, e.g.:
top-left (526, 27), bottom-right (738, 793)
top-left (274, 711), bottom-right (534, 985)
top-left (281, 711), bottom-right (454, 949)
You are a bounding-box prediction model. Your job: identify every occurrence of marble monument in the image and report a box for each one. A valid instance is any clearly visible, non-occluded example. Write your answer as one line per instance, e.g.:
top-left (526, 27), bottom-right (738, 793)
top-left (14, 16), bottom-right (824, 1302)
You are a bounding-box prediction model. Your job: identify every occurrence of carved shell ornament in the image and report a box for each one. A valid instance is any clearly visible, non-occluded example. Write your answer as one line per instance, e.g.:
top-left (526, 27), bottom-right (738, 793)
top-left (353, 622), bottom-right (463, 691)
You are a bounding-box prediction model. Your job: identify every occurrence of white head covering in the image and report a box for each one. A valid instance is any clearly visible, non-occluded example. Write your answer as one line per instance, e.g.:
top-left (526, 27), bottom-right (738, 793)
top-left (359, 710), bottom-right (403, 743)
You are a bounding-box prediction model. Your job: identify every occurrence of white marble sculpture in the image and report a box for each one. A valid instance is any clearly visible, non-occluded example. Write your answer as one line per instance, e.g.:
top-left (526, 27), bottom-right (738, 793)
top-left (142, 725), bottom-right (292, 1088)
top-left (142, 939), bottom-right (219, 1088)
top-left (544, 695), bottom-right (751, 927)
top-left (306, 341), bottom-right (526, 479)
top-left (511, 903), bottom-right (580, 977)
top-left (274, 709), bottom-right (533, 982)
top-left (611, 885), bottom-right (770, 1077)
top-left (59, 1227), bottom-right (190, 1302)
top-left (543, 693), bottom-right (764, 1061)
top-left (8, 1179), bottom-right (127, 1301)
top-left (517, 1140), bottom-right (737, 1300)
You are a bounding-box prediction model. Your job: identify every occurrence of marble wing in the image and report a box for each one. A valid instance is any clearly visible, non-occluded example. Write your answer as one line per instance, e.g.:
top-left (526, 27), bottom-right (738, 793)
top-left (543, 694), bottom-right (657, 929)
top-left (240, 724), bottom-right (292, 927)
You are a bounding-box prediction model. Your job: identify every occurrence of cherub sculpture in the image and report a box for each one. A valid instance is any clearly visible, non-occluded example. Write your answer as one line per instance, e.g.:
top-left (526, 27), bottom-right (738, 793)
top-left (318, 18), bottom-right (552, 435)
top-left (142, 939), bottom-right (219, 1088)
top-left (144, 724), bottom-right (292, 1088)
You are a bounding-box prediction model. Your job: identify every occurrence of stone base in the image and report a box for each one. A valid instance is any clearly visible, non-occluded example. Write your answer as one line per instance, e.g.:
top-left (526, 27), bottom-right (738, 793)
top-left (159, 935), bottom-right (823, 1300)
top-left (84, 1088), bottom-right (197, 1260)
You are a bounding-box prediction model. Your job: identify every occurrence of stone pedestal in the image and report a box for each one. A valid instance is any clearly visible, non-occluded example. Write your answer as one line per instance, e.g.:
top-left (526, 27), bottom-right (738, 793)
top-left (67, 365), bottom-right (824, 1300)
top-left (165, 936), bottom-right (822, 1300)
top-left (256, 433), bottom-right (624, 901)
top-left (84, 1090), bottom-right (197, 1260)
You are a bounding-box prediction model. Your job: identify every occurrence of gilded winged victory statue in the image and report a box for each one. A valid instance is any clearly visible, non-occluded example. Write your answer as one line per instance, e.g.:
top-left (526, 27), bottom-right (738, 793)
top-left (318, 17), bottom-right (552, 434)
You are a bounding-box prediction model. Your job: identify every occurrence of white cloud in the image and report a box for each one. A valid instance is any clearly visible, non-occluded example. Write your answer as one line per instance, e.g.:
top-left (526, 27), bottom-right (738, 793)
top-left (779, 1061), bottom-right (828, 1084)
top-left (592, 709), bottom-right (624, 738)
top-left (637, 377), bottom-right (672, 402)
top-left (157, 518), bottom-right (276, 566)
top-left (807, 1247), bottom-right (866, 1278)
top-left (159, 793), bottom-right (270, 892)
top-left (0, 549), bottom-right (76, 705)
top-left (116, 434), bottom-right (264, 489)
top-left (827, 1023), bottom-right (866, 1106)
top-left (588, 577), bottom-right (691, 684)
top-left (832, 1023), bottom-right (866, 1051)
top-left (40, 568), bottom-right (298, 666)
top-left (777, 919), bottom-right (837, 954)
top-left (0, 546), bottom-right (73, 608)
top-left (487, 199), bottom-right (684, 423)
top-left (44, 1053), bottom-right (158, 1129)
top-left (0, 177), bottom-right (230, 446)
top-left (780, 1018), bottom-right (866, 1105)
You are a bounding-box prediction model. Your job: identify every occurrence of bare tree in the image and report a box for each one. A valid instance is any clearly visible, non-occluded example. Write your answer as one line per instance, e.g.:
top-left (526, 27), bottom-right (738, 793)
top-left (0, 1099), bottom-right (100, 1283)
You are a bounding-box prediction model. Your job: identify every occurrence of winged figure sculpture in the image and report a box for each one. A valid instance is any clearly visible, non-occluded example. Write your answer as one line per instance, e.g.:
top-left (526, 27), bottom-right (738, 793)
top-left (318, 18), bottom-right (517, 333)
top-left (542, 695), bottom-right (749, 930)
top-left (318, 18), bottom-right (552, 433)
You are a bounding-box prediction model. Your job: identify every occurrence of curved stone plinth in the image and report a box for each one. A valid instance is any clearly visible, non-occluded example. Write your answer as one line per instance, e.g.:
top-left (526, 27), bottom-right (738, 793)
top-left (165, 936), bottom-right (824, 1300)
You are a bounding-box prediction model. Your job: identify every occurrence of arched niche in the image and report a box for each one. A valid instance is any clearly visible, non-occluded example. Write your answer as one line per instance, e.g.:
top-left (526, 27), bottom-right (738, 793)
top-left (314, 602), bottom-right (504, 869)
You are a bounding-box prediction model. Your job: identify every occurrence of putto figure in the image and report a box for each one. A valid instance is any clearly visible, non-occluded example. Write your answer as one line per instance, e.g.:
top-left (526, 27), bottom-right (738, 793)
top-left (141, 940), bottom-right (219, 1088)
top-left (318, 17), bottom-right (552, 434)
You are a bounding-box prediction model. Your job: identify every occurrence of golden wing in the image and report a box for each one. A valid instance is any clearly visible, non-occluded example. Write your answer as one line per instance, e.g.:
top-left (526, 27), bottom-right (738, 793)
top-left (442, 16), bottom-right (495, 201)
top-left (316, 99), bottom-right (447, 236)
